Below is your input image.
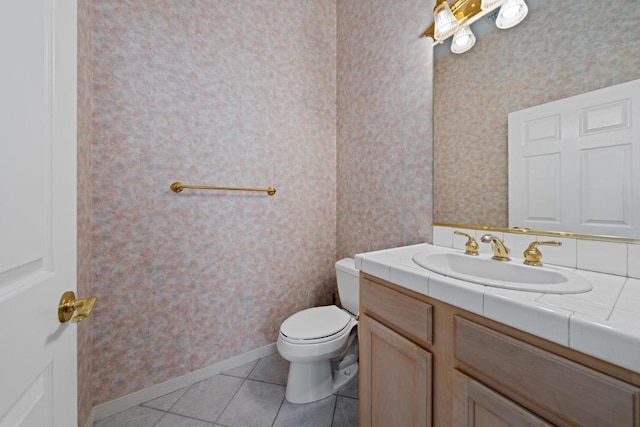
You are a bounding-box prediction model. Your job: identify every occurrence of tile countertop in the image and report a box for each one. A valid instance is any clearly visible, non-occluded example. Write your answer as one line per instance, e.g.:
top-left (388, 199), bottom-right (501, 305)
top-left (355, 243), bottom-right (640, 375)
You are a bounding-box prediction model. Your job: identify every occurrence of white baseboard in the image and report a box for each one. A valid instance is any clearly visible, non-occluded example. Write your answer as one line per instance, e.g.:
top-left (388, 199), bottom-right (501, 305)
top-left (91, 343), bottom-right (277, 422)
top-left (83, 409), bottom-right (95, 427)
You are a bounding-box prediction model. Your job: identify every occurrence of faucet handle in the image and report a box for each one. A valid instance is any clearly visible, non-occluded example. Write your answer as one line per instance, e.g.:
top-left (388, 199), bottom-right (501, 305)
top-left (454, 231), bottom-right (479, 256)
top-left (523, 240), bottom-right (562, 266)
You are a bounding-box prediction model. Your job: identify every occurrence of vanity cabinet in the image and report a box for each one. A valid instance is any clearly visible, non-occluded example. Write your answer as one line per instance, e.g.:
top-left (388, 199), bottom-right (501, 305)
top-left (359, 273), bottom-right (640, 427)
top-left (359, 315), bottom-right (432, 426)
top-left (359, 278), bottom-right (434, 426)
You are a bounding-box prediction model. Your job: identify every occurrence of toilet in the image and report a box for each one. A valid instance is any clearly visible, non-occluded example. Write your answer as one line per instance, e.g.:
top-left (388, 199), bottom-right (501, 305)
top-left (277, 258), bottom-right (360, 404)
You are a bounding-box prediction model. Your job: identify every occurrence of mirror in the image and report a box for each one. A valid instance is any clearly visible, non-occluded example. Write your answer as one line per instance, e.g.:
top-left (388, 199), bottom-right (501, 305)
top-left (432, 0), bottom-right (640, 240)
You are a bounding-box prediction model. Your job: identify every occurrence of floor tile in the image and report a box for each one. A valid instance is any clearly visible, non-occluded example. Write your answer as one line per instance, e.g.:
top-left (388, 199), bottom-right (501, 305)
top-left (155, 413), bottom-right (214, 427)
top-left (332, 396), bottom-right (359, 427)
top-left (217, 379), bottom-right (285, 427)
top-left (170, 375), bottom-right (244, 422)
top-left (142, 387), bottom-right (188, 411)
top-left (273, 394), bottom-right (335, 427)
top-left (248, 353), bottom-right (289, 385)
top-left (94, 355), bottom-right (359, 427)
top-left (337, 377), bottom-right (359, 399)
top-left (93, 406), bottom-right (164, 427)
top-left (222, 359), bottom-right (259, 378)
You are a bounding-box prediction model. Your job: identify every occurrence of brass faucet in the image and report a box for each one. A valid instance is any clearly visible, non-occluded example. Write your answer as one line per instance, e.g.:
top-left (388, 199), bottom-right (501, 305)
top-left (481, 234), bottom-right (511, 261)
top-left (454, 231), bottom-right (479, 256)
top-left (523, 240), bottom-right (562, 266)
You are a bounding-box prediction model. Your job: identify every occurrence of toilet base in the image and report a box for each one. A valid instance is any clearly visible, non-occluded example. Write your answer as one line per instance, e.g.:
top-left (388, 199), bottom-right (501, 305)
top-left (284, 360), bottom-right (359, 404)
top-left (333, 361), bottom-right (359, 393)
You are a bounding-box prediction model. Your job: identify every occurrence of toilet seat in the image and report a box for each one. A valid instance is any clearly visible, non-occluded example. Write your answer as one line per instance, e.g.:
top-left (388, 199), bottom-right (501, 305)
top-left (280, 306), bottom-right (351, 344)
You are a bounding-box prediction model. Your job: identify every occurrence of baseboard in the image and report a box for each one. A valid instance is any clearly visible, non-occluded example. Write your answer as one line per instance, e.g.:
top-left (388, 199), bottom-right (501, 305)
top-left (82, 408), bottom-right (95, 427)
top-left (91, 342), bottom-right (277, 422)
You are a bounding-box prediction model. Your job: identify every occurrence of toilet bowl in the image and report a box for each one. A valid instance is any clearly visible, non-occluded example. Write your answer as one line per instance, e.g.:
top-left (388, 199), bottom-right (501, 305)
top-left (277, 258), bottom-right (360, 404)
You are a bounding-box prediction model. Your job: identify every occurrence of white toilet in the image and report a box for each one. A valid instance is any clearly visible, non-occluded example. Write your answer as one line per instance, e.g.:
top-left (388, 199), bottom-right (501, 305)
top-left (277, 258), bottom-right (360, 404)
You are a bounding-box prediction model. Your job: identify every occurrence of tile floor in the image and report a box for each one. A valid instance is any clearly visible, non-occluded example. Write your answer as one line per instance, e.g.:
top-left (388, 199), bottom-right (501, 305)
top-left (94, 353), bottom-right (359, 427)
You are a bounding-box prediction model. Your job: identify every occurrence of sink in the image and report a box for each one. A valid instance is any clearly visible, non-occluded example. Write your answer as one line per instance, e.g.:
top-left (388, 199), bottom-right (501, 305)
top-left (412, 252), bottom-right (592, 294)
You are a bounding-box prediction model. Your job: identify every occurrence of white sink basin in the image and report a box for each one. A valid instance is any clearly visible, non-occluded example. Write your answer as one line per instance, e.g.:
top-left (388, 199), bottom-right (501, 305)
top-left (412, 252), bottom-right (592, 294)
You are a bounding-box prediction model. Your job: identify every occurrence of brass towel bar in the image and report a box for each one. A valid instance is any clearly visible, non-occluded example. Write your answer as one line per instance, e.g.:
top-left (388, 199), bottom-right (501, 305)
top-left (170, 182), bottom-right (276, 196)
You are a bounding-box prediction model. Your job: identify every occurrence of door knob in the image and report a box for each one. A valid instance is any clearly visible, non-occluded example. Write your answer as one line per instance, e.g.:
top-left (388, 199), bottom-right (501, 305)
top-left (58, 291), bottom-right (97, 323)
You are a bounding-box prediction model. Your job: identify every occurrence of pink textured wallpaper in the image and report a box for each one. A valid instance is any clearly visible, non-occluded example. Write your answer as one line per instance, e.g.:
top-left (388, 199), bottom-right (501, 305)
top-left (90, 0), bottom-right (336, 404)
top-left (77, 0), bottom-right (93, 424)
top-left (336, 0), bottom-right (434, 259)
top-left (434, 0), bottom-right (640, 227)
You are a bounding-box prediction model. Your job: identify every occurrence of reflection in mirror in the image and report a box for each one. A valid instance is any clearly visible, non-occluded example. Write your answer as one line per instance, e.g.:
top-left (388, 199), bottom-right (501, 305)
top-left (508, 79), bottom-right (640, 239)
top-left (433, 0), bottom-right (640, 240)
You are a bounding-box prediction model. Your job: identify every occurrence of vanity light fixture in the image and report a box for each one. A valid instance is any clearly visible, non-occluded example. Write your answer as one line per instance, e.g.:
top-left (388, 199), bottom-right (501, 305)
top-left (425, 0), bottom-right (529, 54)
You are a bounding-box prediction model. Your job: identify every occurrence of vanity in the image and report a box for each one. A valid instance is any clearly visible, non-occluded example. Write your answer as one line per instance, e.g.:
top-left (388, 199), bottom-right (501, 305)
top-left (356, 228), bottom-right (640, 426)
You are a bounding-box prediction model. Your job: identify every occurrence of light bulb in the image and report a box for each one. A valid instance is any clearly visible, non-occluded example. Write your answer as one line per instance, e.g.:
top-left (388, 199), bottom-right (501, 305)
top-left (496, 0), bottom-right (528, 29)
top-left (434, 1), bottom-right (460, 41)
top-left (451, 26), bottom-right (476, 54)
top-left (480, 0), bottom-right (506, 11)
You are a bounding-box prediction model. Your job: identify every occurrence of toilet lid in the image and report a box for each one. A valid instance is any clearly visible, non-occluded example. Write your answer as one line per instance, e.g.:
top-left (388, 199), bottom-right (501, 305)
top-left (280, 306), bottom-right (351, 340)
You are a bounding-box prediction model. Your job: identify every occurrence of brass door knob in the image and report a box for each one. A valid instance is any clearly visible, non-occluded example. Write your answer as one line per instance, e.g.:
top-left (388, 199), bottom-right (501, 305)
top-left (58, 291), bottom-right (97, 323)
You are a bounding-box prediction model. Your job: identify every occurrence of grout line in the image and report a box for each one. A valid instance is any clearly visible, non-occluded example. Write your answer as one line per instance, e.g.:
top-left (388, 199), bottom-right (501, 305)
top-left (236, 377), bottom-right (287, 387)
top-left (214, 378), bottom-right (247, 425)
top-left (219, 372), bottom-right (250, 380)
top-left (608, 277), bottom-right (628, 321)
top-left (336, 394), bottom-right (359, 401)
top-left (166, 408), bottom-right (226, 424)
top-left (165, 385), bottom-right (191, 413)
top-left (330, 394), bottom-right (339, 427)
top-left (155, 410), bottom-right (217, 426)
top-left (270, 393), bottom-right (286, 427)
top-left (150, 411), bottom-right (165, 427)
top-left (143, 383), bottom-right (193, 426)
top-left (246, 359), bottom-right (260, 377)
top-left (212, 357), bottom-right (262, 426)
top-left (567, 311), bottom-right (576, 348)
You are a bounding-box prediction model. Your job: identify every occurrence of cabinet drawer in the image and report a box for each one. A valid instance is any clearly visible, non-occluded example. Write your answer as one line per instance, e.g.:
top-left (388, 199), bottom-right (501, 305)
top-left (455, 316), bottom-right (640, 427)
top-left (361, 278), bottom-right (432, 346)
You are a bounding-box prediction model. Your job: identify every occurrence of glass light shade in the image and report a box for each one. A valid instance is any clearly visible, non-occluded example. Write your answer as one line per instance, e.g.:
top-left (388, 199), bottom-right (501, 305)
top-left (496, 0), bottom-right (529, 29)
top-left (434, 1), bottom-right (460, 41)
top-left (451, 26), bottom-right (476, 54)
top-left (480, 0), bottom-right (506, 11)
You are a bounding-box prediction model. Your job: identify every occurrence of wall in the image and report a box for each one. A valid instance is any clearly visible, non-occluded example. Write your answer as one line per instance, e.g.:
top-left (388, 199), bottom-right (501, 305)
top-left (91, 0), bottom-right (336, 404)
top-left (77, 0), bottom-right (93, 424)
top-left (434, 0), bottom-right (640, 227)
top-left (336, 0), bottom-right (434, 259)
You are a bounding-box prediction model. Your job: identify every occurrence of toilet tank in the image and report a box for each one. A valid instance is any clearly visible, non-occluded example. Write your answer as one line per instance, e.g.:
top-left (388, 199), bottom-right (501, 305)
top-left (335, 258), bottom-right (359, 315)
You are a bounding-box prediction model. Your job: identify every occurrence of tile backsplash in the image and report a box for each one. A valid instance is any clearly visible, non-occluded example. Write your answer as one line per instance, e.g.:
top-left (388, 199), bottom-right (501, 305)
top-left (434, 225), bottom-right (640, 279)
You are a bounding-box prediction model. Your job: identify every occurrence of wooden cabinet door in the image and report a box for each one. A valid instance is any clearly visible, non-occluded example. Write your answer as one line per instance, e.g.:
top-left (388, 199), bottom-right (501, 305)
top-left (359, 314), bottom-right (432, 427)
top-left (453, 370), bottom-right (552, 427)
top-left (455, 317), bottom-right (640, 426)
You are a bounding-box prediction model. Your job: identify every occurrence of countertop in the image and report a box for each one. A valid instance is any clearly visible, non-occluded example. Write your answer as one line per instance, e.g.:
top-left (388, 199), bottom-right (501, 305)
top-left (355, 243), bottom-right (640, 374)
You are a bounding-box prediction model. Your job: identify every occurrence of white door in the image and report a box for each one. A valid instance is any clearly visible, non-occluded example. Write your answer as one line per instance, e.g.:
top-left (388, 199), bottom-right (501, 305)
top-left (0, 1), bottom-right (78, 426)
